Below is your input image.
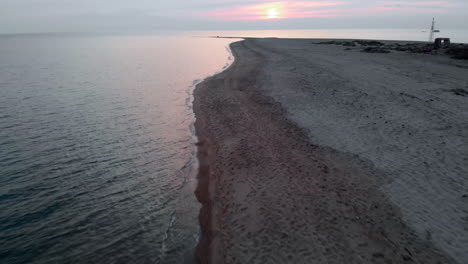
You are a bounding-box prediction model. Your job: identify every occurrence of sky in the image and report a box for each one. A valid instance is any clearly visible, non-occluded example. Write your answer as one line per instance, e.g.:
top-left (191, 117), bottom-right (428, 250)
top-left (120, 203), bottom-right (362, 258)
top-left (0, 0), bottom-right (467, 33)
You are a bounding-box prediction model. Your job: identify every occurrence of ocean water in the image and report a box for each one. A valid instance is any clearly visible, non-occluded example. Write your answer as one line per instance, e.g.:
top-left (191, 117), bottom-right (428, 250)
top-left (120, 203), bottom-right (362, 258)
top-left (0, 33), bottom-right (234, 264)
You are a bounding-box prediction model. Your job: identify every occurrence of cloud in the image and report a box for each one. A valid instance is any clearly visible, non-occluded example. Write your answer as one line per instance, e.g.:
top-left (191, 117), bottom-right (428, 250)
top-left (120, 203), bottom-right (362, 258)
top-left (202, 0), bottom-right (459, 20)
top-left (0, 0), bottom-right (466, 33)
top-left (381, 1), bottom-right (455, 8)
top-left (203, 1), bottom-right (345, 20)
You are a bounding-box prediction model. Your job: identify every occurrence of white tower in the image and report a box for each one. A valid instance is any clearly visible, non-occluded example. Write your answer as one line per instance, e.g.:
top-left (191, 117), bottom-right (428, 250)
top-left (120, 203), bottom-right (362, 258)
top-left (429, 18), bottom-right (435, 42)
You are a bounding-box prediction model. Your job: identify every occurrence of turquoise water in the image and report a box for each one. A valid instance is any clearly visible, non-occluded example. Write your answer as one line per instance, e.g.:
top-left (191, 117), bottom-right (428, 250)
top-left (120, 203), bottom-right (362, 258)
top-left (0, 33), bottom-right (234, 264)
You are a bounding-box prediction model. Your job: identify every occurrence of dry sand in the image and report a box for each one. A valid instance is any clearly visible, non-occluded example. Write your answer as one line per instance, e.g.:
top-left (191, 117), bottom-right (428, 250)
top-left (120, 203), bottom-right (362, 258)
top-left (193, 38), bottom-right (468, 264)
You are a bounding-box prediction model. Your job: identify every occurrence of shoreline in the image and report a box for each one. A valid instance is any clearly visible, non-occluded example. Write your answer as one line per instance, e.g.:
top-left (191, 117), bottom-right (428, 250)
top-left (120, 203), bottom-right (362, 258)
top-left (193, 38), bottom-right (467, 263)
top-left (193, 41), bottom-right (243, 263)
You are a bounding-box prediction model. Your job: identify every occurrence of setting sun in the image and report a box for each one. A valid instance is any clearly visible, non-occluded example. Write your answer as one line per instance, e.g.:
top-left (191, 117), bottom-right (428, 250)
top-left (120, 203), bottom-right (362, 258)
top-left (267, 8), bottom-right (279, 19)
top-left (205, 1), bottom-right (347, 20)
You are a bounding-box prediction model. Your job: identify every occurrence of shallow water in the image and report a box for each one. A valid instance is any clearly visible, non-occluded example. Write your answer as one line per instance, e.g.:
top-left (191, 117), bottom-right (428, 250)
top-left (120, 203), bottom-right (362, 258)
top-left (0, 33), bottom-right (234, 264)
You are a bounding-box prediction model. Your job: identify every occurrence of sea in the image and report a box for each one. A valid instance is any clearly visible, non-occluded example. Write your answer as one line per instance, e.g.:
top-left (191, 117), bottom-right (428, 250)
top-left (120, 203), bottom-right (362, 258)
top-left (0, 28), bottom-right (466, 264)
top-left (0, 32), bottom-right (235, 264)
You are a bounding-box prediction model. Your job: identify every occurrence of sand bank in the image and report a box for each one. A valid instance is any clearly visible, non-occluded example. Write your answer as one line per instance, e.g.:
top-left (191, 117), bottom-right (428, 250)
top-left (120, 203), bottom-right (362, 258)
top-left (193, 38), bottom-right (468, 264)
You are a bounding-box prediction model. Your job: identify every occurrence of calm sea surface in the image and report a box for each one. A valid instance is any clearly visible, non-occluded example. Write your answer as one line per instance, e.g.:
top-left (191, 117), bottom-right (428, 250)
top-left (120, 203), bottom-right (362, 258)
top-left (0, 33), bottom-right (234, 264)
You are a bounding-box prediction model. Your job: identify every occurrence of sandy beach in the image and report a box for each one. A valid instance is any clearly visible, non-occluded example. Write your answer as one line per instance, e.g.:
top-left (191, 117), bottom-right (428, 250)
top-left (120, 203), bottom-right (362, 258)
top-left (193, 38), bottom-right (468, 264)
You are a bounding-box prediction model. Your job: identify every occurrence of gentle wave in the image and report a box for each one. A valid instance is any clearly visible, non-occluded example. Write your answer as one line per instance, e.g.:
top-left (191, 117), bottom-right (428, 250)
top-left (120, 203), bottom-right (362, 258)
top-left (0, 33), bottom-right (235, 264)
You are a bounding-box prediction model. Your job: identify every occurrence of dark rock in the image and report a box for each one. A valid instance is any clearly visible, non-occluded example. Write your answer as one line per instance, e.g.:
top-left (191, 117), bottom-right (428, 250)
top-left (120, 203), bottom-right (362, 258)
top-left (322, 165), bottom-right (329, 174)
top-left (446, 45), bottom-right (468, 60)
top-left (402, 254), bottom-right (414, 262)
top-left (353, 40), bottom-right (385, 46)
top-left (451, 88), bottom-right (468, 97)
top-left (387, 43), bottom-right (434, 53)
top-left (343, 42), bottom-right (357, 47)
top-left (372, 252), bottom-right (385, 258)
top-left (316, 41), bottom-right (343, 45)
top-left (362, 47), bottom-right (390, 54)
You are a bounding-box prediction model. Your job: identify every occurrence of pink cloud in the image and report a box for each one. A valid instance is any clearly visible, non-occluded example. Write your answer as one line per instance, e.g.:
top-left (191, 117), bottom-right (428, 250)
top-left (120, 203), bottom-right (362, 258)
top-left (384, 1), bottom-right (440, 4)
top-left (203, 1), bottom-right (345, 20)
top-left (381, 1), bottom-right (454, 7)
top-left (202, 0), bottom-right (455, 21)
top-left (321, 6), bottom-right (448, 17)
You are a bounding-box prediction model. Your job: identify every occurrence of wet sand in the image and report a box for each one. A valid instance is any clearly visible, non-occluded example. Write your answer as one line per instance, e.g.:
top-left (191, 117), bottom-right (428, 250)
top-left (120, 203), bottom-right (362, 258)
top-left (193, 38), bottom-right (468, 264)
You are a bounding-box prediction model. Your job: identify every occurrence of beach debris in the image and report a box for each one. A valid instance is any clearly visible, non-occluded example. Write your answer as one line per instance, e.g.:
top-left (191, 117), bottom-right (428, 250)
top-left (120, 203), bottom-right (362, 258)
top-left (361, 47), bottom-right (391, 54)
